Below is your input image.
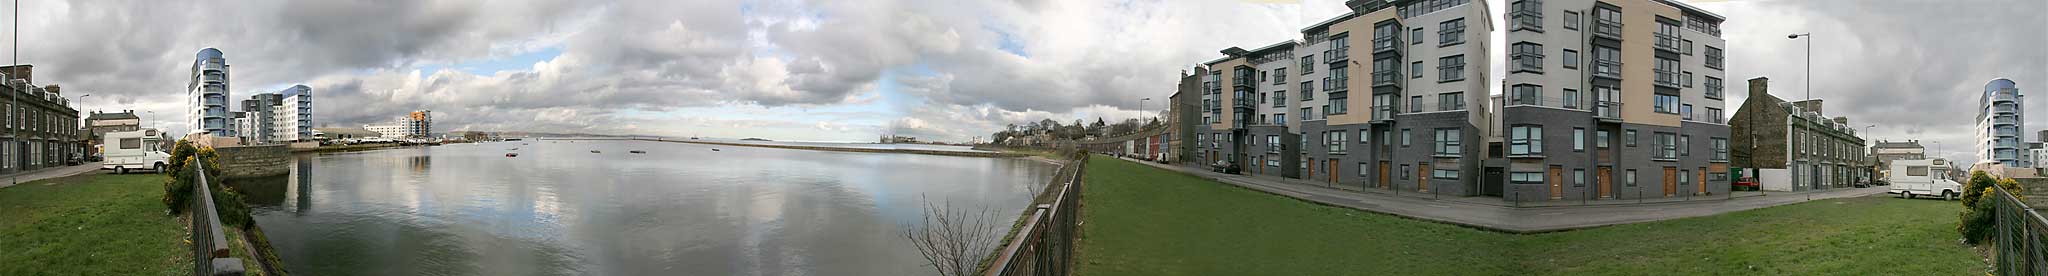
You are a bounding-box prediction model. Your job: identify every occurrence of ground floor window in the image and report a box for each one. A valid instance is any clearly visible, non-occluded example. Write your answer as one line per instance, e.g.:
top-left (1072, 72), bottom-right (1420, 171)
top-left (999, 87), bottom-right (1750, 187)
top-left (1625, 170), bottom-right (1638, 186)
top-left (1573, 169), bottom-right (1586, 187)
top-left (1358, 162), bottom-right (1369, 177)
top-left (1433, 169), bottom-right (1460, 180)
top-left (1510, 171), bottom-right (1542, 183)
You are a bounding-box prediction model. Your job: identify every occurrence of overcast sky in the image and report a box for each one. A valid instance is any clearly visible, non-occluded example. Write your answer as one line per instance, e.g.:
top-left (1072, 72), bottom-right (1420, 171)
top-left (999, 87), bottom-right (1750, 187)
top-left (11, 0), bottom-right (2044, 159)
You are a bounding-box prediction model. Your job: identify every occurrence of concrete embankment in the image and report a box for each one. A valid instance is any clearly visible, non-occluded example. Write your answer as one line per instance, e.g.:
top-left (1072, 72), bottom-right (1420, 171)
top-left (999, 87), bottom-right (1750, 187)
top-left (632, 139), bottom-right (1029, 158)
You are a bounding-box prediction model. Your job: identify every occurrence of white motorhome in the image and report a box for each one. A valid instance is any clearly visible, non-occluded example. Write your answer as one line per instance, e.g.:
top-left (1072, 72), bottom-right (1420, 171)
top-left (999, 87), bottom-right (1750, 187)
top-left (1888, 159), bottom-right (1962, 200)
top-left (102, 129), bottom-right (170, 174)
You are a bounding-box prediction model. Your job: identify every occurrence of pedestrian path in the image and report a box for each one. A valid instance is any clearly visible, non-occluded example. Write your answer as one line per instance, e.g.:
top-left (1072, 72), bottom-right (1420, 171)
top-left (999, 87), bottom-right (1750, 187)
top-left (0, 162), bottom-right (106, 189)
top-left (1119, 157), bottom-right (1885, 233)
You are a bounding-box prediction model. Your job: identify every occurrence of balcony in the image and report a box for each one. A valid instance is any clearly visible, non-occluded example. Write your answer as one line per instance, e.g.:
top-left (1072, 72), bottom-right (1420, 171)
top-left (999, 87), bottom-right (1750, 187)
top-left (1995, 116), bottom-right (2018, 125)
top-left (1593, 19), bottom-right (1624, 40)
top-left (1371, 70), bottom-right (1403, 88)
top-left (1372, 105), bottom-right (1398, 121)
top-left (1994, 104), bottom-right (2018, 114)
top-left (1503, 96), bottom-right (1585, 110)
top-left (1325, 48), bottom-right (1349, 64)
top-left (1233, 98), bottom-right (1255, 109)
top-left (1595, 101), bottom-right (1623, 120)
top-left (1993, 92), bottom-right (2019, 103)
top-left (1323, 77), bottom-right (1349, 91)
top-left (1654, 33), bottom-right (1682, 53)
top-left (1372, 36), bottom-right (1402, 54)
top-left (201, 62), bottom-right (226, 72)
top-left (202, 73), bottom-right (225, 83)
top-left (1592, 60), bottom-right (1624, 80)
top-left (203, 97), bottom-right (227, 106)
top-left (1654, 69), bottom-right (1682, 88)
top-left (1509, 11), bottom-right (1543, 32)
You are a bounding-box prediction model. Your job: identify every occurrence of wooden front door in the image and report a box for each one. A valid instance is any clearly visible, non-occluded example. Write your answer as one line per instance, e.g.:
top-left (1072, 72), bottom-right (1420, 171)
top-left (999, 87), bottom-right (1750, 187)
top-left (1328, 159), bottom-right (1340, 184)
top-left (1378, 161), bottom-right (1391, 189)
top-left (1549, 166), bottom-right (1564, 200)
top-left (1306, 158), bottom-right (1315, 179)
top-left (1418, 163), bottom-right (1431, 192)
top-left (1597, 167), bottom-right (1613, 198)
top-left (1697, 168), bottom-right (1707, 195)
top-left (1662, 167), bottom-right (1678, 197)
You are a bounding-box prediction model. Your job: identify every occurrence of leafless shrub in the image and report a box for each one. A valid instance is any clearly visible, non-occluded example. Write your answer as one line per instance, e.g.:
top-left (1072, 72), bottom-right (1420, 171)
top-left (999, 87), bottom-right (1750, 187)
top-left (904, 196), bottom-right (1003, 276)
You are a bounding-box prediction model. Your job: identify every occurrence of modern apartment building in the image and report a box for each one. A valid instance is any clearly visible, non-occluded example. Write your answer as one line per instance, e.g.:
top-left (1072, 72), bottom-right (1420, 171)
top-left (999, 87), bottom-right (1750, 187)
top-left (240, 93), bottom-right (282, 144)
top-left (364, 110), bottom-right (432, 139)
top-left (1188, 0), bottom-right (1494, 196)
top-left (189, 48), bottom-right (232, 136)
top-left (1496, 0), bottom-right (1729, 200)
top-left (1977, 78), bottom-right (2023, 167)
top-left (277, 85), bottom-right (313, 142)
top-left (1730, 77), bottom-right (1868, 191)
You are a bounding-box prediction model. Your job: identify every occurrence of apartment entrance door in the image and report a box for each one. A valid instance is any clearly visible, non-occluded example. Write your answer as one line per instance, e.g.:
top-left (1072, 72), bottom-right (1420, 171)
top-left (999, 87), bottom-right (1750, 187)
top-left (1378, 161), bottom-right (1390, 189)
top-left (1597, 166), bottom-right (1613, 198)
top-left (1418, 163), bottom-right (1431, 192)
top-left (1549, 165), bottom-right (1564, 200)
top-left (1697, 168), bottom-right (1707, 195)
top-left (1327, 159), bottom-right (1339, 184)
top-left (1662, 167), bottom-right (1678, 197)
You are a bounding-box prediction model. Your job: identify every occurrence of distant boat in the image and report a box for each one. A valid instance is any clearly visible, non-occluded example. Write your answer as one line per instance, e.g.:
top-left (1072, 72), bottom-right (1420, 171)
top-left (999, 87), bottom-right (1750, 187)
top-left (629, 150), bottom-right (646, 154)
top-left (710, 149), bottom-right (721, 152)
top-left (505, 153), bottom-right (518, 157)
top-left (509, 148), bottom-right (518, 150)
top-left (590, 150), bottom-right (601, 153)
top-left (690, 137), bottom-right (700, 140)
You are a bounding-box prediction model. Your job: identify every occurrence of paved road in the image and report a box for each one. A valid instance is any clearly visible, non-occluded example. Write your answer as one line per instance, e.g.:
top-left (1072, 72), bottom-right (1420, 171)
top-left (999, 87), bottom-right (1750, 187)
top-left (1121, 157), bottom-right (1886, 233)
top-left (0, 162), bottom-right (107, 189)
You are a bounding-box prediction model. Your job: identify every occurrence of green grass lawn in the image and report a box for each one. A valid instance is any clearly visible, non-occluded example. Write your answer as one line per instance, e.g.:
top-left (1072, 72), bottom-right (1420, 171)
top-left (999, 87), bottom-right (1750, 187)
top-left (1076, 156), bottom-right (1982, 275)
top-left (0, 173), bottom-right (191, 276)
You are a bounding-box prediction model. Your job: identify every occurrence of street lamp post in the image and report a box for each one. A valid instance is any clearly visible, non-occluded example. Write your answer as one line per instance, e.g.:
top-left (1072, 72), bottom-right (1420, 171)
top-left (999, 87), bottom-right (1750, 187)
top-left (1788, 33), bottom-right (1813, 107)
top-left (1140, 98), bottom-right (1152, 125)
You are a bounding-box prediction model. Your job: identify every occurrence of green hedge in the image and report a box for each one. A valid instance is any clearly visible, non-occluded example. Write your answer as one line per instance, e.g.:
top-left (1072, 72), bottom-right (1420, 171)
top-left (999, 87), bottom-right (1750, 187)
top-left (159, 140), bottom-right (251, 228)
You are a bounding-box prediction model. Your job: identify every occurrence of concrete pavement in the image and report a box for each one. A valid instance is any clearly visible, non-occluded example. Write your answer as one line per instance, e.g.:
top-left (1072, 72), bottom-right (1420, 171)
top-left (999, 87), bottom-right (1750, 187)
top-left (0, 162), bottom-right (107, 189)
top-left (1120, 157), bottom-right (1886, 233)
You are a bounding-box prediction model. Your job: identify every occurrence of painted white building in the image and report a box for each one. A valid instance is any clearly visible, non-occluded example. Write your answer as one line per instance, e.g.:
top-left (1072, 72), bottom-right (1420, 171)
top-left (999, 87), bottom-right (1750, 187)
top-left (1977, 78), bottom-right (2023, 167)
top-left (276, 85), bottom-right (312, 142)
top-left (188, 48), bottom-right (231, 136)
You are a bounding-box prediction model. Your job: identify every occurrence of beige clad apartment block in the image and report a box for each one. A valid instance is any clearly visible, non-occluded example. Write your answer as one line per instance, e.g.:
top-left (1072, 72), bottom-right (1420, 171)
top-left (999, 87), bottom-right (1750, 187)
top-left (1616, 0), bottom-right (1682, 127)
top-left (1327, 8), bottom-right (1399, 126)
top-left (1210, 58), bottom-right (1246, 129)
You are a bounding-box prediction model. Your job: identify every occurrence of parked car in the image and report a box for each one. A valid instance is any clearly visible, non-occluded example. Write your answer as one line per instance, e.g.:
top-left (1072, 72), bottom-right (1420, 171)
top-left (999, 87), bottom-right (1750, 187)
top-left (1732, 177), bottom-right (1760, 191)
top-left (1210, 160), bottom-right (1239, 174)
top-left (1888, 159), bottom-right (1961, 200)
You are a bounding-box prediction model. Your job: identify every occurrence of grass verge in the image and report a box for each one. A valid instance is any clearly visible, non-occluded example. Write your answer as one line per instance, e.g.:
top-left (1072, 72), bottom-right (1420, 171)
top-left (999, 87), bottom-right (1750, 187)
top-left (1076, 156), bottom-right (1983, 275)
top-left (0, 173), bottom-right (191, 276)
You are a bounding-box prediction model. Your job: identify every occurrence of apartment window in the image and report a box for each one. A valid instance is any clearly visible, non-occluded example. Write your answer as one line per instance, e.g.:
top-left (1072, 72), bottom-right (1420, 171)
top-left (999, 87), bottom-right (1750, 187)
top-left (1434, 128), bottom-right (1461, 156)
top-left (1681, 170), bottom-right (1691, 186)
top-left (1510, 171), bottom-right (1542, 183)
top-left (1705, 46), bottom-right (1724, 69)
top-left (1411, 61), bottom-right (1423, 79)
top-left (1274, 68), bottom-right (1287, 84)
top-left (1329, 131), bottom-right (1348, 154)
top-left (1301, 55), bottom-right (1314, 74)
top-left (1705, 77), bottom-right (1724, 99)
top-left (1435, 169), bottom-right (1460, 180)
top-left (1360, 127), bottom-right (1371, 144)
top-left (1682, 72), bottom-right (1694, 87)
top-left (1301, 107), bottom-right (1311, 121)
top-left (1597, 130), bottom-right (1611, 148)
top-left (1439, 92), bottom-right (1464, 111)
top-left (1573, 169), bottom-right (1586, 187)
top-left (1511, 42), bottom-right (1544, 73)
top-left (1438, 55), bottom-right (1466, 82)
top-left (1655, 58), bottom-right (1680, 86)
top-left (1401, 128), bottom-right (1412, 147)
top-left (1510, 0), bottom-right (1543, 32)
top-left (1681, 104), bottom-right (1695, 120)
top-left (1682, 39), bottom-right (1694, 55)
top-left (1624, 130), bottom-right (1638, 147)
top-left (1275, 112), bottom-right (1286, 125)
top-left (1510, 84), bottom-right (1540, 106)
top-left (1358, 163), bottom-right (1370, 177)
top-left (1657, 132), bottom-right (1678, 159)
top-left (1562, 88), bottom-right (1581, 109)
top-left (1654, 94), bottom-right (1680, 114)
top-left (1510, 125), bottom-right (1543, 155)
top-left (1329, 91), bottom-right (1349, 115)
top-left (1438, 18), bottom-right (1466, 46)
top-left (1260, 71), bottom-right (1267, 82)
top-left (1302, 81), bottom-right (1314, 99)
top-left (1572, 128), bottom-right (1586, 151)
top-left (1274, 90), bottom-right (1287, 107)
top-left (1679, 135), bottom-right (1691, 156)
top-left (1625, 169), bottom-right (1638, 187)
top-left (1593, 46), bottom-right (1621, 76)
top-left (1705, 108), bottom-right (1724, 123)
top-left (1562, 49), bottom-right (1579, 69)
top-left (1411, 28), bottom-right (1424, 45)
top-left (1712, 138), bottom-right (1729, 161)
top-left (1563, 11), bottom-right (1581, 30)
top-left (1409, 95), bottom-right (1423, 113)
top-left (1402, 164), bottom-right (1411, 180)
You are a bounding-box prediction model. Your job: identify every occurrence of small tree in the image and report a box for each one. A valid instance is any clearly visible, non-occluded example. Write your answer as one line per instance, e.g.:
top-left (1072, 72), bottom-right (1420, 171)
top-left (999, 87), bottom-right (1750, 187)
top-left (904, 197), bottom-right (1003, 276)
top-left (1959, 172), bottom-right (2026, 245)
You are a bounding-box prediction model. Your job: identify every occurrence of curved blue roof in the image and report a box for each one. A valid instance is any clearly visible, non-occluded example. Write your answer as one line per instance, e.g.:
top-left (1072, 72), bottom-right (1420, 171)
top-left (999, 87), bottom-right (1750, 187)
top-left (1987, 78), bottom-right (2018, 92)
top-left (196, 48), bottom-right (223, 60)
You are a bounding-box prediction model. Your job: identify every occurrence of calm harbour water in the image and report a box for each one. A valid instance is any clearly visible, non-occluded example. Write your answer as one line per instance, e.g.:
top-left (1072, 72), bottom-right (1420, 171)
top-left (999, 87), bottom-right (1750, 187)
top-left (237, 140), bottom-right (1056, 275)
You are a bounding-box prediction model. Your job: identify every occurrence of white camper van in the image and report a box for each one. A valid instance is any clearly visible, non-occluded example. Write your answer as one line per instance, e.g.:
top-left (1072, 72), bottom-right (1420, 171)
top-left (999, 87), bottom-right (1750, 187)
top-left (1888, 159), bottom-right (1962, 200)
top-left (102, 129), bottom-right (170, 174)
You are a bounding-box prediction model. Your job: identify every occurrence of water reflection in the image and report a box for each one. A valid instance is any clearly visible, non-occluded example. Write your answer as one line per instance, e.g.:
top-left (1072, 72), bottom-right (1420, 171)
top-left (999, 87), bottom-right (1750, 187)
top-left (248, 140), bottom-right (1056, 275)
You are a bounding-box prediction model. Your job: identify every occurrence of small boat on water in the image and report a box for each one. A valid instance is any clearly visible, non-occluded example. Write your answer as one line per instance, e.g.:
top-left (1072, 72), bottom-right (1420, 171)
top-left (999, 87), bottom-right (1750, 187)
top-left (590, 150), bottom-right (602, 153)
top-left (509, 148), bottom-right (519, 150)
top-left (629, 150), bottom-right (647, 154)
top-left (505, 153), bottom-right (519, 157)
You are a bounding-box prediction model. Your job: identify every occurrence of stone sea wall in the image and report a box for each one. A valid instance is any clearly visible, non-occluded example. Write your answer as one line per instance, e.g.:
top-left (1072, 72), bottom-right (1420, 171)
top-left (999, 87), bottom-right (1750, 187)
top-left (215, 144), bottom-right (291, 180)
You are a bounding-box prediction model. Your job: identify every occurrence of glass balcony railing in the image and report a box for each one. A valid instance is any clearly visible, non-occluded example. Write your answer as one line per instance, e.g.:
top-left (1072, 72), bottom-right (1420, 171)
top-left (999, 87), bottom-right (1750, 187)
top-left (1993, 92), bottom-right (2019, 103)
top-left (1654, 69), bottom-right (1682, 88)
top-left (1372, 70), bottom-right (1402, 87)
top-left (1593, 19), bottom-right (1624, 39)
top-left (1372, 36), bottom-right (1401, 53)
top-left (1654, 33), bottom-right (1681, 52)
top-left (1593, 60), bottom-right (1623, 79)
top-left (1325, 48), bottom-right (1349, 64)
top-left (1595, 101), bottom-right (1623, 119)
top-left (1372, 105), bottom-right (1397, 120)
